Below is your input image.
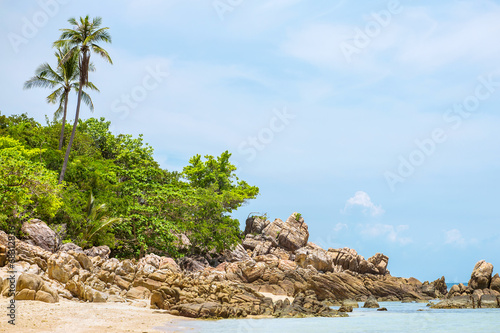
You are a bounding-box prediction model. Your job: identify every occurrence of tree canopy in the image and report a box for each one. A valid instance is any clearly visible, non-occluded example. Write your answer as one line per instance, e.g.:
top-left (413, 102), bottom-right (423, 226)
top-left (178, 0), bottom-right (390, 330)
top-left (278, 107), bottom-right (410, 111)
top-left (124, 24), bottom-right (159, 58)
top-left (0, 113), bottom-right (259, 258)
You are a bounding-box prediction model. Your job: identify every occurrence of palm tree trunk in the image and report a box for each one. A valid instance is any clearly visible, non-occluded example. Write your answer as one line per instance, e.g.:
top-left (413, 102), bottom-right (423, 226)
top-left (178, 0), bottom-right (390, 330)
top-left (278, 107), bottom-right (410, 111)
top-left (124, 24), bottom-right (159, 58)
top-left (59, 83), bottom-right (83, 184)
top-left (58, 90), bottom-right (69, 150)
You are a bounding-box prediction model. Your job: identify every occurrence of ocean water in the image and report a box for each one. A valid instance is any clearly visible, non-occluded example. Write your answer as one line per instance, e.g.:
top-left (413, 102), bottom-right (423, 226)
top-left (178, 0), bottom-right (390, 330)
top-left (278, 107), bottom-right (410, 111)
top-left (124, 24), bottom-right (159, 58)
top-left (156, 301), bottom-right (500, 333)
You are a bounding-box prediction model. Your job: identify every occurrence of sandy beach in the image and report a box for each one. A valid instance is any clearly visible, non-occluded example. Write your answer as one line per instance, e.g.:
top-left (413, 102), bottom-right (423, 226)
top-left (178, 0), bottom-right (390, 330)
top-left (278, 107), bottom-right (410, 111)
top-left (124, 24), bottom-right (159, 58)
top-left (0, 298), bottom-right (193, 333)
top-left (0, 292), bottom-right (297, 332)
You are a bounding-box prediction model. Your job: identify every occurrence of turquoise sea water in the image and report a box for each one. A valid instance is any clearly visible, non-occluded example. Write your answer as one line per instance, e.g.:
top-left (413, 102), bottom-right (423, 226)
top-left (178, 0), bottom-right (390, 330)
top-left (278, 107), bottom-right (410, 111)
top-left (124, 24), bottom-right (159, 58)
top-left (156, 301), bottom-right (500, 333)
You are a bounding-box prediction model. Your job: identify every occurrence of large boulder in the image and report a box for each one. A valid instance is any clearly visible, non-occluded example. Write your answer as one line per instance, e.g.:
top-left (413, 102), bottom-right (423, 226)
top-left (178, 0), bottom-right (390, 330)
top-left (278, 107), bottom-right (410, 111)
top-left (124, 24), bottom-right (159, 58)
top-left (242, 234), bottom-right (277, 257)
top-left (490, 273), bottom-right (500, 293)
top-left (363, 295), bottom-right (380, 308)
top-left (177, 256), bottom-right (209, 273)
top-left (431, 276), bottom-right (448, 296)
top-left (21, 219), bottom-right (61, 252)
top-left (367, 253), bottom-right (389, 275)
top-left (431, 296), bottom-right (476, 309)
top-left (244, 216), bottom-right (270, 235)
top-left (126, 286), bottom-right (151, 300)
top-left (15, 273), bottom-right (59, 303)
top-left (273, 291), bottom-right (346, 318)
top-left (59, 243), bottom-right (84, 253)
top-left (47, 252), bottom-right (82, 283)
top-left (468, 260), bottom-right (493, 290)
top-left (0, 231), bottom-right (51, 270)
top-left (295, 243), bottom-right (334, 272)
top-left (84, 245), bottom-right (111, 259)
top-left (223, 244), bottom-right (250, 263)
top-left (479, 294), bottom-right (499, 308)
top-left (262, 213), bottom-right (309, 252)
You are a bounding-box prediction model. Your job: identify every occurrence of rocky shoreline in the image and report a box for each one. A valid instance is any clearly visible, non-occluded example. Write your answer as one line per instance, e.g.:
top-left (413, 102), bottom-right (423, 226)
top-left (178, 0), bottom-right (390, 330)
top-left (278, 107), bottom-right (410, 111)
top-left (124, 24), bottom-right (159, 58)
top-left (1, 213), bottom-right (498, 321)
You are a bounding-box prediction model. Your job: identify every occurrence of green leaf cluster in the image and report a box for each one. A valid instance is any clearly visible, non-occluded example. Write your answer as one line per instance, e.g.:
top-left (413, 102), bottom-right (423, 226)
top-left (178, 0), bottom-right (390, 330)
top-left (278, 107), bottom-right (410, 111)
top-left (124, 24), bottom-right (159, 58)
top-left (0, 113), bottom-right (259, 258)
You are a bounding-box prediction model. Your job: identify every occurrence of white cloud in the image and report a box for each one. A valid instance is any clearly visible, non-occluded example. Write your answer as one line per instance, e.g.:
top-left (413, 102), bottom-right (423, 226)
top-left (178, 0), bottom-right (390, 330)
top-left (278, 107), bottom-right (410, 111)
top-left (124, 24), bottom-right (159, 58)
top-left (343, 191), bottom-right (384, 216)
top-left (333, 222), bottom-right (348, 233)
top-left (281, 1), bottom-right (500, 73)
top-left (445, 229), bottom-right (466, 246)
top-left (360, 224), bottom-right (412, 245)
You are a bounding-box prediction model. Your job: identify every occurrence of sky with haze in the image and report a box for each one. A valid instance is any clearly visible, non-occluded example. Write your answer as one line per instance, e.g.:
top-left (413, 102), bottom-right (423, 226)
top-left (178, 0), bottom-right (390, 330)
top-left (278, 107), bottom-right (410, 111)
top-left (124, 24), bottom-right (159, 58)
top-left (1, 0), bottom-right (500, 282)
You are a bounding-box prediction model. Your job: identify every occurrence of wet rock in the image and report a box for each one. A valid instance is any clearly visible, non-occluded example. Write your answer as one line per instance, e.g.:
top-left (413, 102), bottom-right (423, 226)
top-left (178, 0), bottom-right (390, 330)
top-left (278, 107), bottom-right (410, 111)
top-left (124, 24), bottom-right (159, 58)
top-left (342, 299), bottom-right (359, 308)
top-left (431, 296), bottom-right (475, 309)
top-left (377, 307), bottom-right (388, 311)
top-left (274, 291), bottom-right (346, 318)
top-left (363, 296), bottom-right (380, 308)
top-left (338, 305), bottom-right (353, 312)
top-left (479, 294), bottom-right (499, 308)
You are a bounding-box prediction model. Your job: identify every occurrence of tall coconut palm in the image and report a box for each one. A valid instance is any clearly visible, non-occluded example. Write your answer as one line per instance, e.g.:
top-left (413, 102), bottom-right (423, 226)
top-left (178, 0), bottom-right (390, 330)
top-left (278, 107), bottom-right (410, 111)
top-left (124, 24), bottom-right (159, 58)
top-left (24, 46), bottom-right (99, 150)
top-left (54, 16), bottom-right (112, 184)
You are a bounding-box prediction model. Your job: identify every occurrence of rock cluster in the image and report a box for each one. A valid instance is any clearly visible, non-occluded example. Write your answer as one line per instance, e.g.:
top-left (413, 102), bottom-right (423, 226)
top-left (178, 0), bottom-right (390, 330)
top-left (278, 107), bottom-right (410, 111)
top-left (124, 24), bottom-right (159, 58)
top-left (242, 213), bottom-right (308, 258)
top-left (432, 260), bottom-right (500, 309)
top-left (0, 229), bottom-right (343, 319)
top-left (1, 212), bottom-right (471, 319)
top-left (13, 273), bottom-right (59, 303)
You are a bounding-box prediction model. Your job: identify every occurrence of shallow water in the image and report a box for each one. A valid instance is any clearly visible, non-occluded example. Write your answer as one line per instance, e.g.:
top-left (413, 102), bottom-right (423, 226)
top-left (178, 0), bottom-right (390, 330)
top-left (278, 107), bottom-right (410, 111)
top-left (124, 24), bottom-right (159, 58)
top-left (156, 301), bottom-right (500, 333)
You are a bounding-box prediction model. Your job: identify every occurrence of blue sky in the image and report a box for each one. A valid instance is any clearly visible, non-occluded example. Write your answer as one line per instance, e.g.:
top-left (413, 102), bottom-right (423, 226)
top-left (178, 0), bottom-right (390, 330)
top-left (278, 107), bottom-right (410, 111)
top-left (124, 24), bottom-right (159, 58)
top-left (1, 0), bottom-right (499, 282)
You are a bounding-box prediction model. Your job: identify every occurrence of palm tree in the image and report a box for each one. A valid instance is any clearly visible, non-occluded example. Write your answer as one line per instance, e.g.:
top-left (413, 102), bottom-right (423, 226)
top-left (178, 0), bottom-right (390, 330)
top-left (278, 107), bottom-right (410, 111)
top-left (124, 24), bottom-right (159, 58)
top-left (24, 46), bottom-right (99, 150)
top-left (80, 191), bottom-right (122, 248)
top-left (54, 16), bottom-right (112, 184)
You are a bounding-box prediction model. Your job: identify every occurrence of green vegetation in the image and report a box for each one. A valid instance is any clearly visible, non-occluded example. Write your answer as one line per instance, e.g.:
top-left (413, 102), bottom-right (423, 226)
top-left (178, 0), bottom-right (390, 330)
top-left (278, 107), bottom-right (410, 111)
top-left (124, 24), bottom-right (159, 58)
top-left (0, 16), bottom-right (259, 259)
top-left (0, 114), bottom-right (259, 258)
top-left (0, 135), bottom-right (62, 233)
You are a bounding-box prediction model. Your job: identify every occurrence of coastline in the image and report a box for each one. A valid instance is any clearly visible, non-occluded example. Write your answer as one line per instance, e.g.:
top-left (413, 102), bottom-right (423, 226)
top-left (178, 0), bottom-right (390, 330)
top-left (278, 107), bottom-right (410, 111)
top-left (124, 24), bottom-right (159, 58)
top-left (0, 298), bottom-right (191, 333)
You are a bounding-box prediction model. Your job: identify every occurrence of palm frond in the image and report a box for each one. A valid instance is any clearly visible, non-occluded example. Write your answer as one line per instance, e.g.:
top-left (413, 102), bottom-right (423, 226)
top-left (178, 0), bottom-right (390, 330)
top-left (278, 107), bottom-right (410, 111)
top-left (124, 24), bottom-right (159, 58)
top-left (92, 16), bottom-right (102, 27)
top-left (46, 87), bottom-right (64, 104)
top-left (89, 27), bottom-right (112, 44)
top-left (24, 76), bottom-right (57, 90)
top-left (53, 96), bottom-right (66, 120)
top-left (80, 90), bottom-right (95, 112)
top-left (90, 44), bottom-right (113, 64)
top-left (85, 81), bottom-right (99, 92)
top-left (67, 17), bottom-right (78, 26)
top-left (34, 62), bottom-right (62, 82)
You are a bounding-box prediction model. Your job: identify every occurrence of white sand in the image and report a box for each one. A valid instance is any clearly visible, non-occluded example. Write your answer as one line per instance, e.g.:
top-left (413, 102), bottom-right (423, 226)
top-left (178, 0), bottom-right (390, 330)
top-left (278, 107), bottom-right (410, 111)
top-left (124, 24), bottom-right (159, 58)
top-left (0, 291), bottom-right (295, 331)
top-left (259, 292), bottom-right (294, 303)
top-left (0, 298), bottom-right (191, 333)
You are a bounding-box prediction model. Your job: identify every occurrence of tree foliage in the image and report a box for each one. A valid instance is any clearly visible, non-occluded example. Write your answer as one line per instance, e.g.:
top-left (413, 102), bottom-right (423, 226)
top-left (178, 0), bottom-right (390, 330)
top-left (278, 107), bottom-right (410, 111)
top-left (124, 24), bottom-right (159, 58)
top-left (0, 136), bottom-right (62, 232)
top-left (0, 113), bottom-right (259, 258)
